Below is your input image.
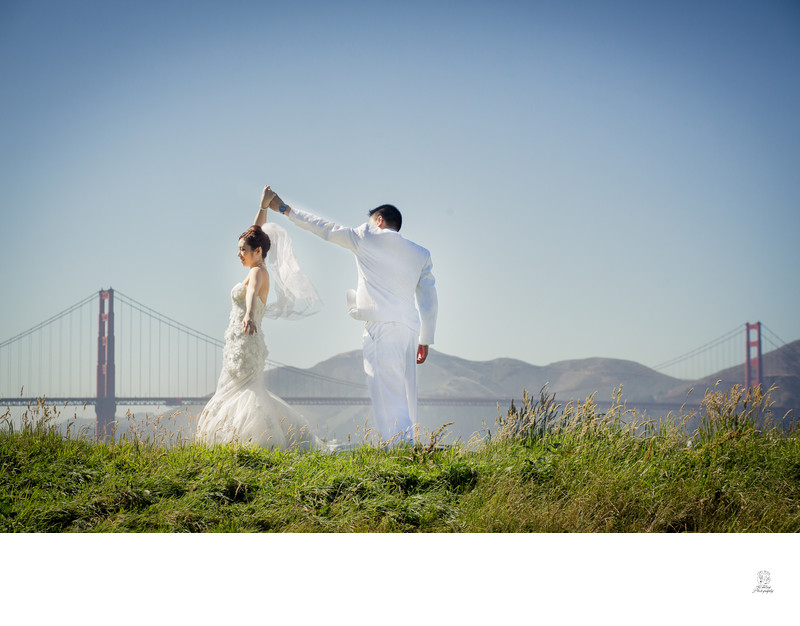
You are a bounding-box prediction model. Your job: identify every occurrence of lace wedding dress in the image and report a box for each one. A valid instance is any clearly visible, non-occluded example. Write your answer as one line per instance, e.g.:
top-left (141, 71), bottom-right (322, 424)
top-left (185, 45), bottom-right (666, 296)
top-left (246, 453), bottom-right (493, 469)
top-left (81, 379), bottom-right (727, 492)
top-left (196, 223), bottom-right (323, 450)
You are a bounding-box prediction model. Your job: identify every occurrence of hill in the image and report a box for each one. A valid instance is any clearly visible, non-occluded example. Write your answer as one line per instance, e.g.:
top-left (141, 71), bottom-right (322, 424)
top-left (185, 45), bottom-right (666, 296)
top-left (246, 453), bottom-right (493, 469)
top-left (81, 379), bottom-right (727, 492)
top-left (267, 349), bottom-right (688, 401)
top-left (262, 342), bottom-right (800, 442)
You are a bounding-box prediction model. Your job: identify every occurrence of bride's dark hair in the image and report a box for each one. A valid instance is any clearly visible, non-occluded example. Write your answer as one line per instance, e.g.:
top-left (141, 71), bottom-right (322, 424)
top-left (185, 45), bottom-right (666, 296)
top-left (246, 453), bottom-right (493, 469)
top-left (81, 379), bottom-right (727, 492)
top-left (239, 225), bottom-right (271, 259)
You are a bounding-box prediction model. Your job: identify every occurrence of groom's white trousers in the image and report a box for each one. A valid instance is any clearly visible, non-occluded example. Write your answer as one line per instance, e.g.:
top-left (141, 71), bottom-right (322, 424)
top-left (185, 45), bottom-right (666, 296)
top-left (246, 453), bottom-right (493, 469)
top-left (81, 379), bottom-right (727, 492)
top-left (362, 321), bottom-right (417, 442)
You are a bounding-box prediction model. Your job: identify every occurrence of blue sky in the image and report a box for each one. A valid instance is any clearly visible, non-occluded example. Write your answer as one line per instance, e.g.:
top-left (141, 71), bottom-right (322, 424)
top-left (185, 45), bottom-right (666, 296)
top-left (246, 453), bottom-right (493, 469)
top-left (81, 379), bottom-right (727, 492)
top-left (2, 0), bottom-right (799, 373)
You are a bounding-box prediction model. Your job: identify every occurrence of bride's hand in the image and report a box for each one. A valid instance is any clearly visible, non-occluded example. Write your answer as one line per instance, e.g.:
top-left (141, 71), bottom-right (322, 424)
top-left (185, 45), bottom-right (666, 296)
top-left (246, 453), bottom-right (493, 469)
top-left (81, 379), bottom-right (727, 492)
top-left (260, 186), bottom-right (276, 209)
top-left (243, 315), bottom-right (257, 334)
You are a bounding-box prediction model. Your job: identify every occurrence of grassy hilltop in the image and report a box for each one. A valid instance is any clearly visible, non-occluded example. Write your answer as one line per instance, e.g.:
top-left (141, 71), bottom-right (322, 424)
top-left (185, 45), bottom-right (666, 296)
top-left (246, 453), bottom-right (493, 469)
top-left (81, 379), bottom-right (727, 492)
top-left (2, 385), bottom-right (799, 533)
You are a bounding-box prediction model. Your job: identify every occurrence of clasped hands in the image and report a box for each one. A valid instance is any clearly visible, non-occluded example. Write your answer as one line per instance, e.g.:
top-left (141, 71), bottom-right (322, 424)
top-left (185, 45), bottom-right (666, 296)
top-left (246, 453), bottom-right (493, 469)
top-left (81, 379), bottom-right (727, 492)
top-left (260, 185), bottom-right (287, 213)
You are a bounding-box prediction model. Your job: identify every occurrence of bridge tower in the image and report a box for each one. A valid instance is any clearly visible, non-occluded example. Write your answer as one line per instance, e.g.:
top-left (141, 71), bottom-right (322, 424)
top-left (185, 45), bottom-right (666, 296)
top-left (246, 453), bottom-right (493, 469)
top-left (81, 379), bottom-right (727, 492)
top-left (745, 321), bottom-right (763, 391)
top-left (96, 289), bottom-right (116, 440)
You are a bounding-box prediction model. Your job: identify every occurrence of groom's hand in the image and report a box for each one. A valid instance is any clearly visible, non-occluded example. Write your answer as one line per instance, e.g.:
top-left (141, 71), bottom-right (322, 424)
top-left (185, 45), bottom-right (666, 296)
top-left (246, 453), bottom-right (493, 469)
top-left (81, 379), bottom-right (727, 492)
top-left (416, 345), bottom-right (429, 364)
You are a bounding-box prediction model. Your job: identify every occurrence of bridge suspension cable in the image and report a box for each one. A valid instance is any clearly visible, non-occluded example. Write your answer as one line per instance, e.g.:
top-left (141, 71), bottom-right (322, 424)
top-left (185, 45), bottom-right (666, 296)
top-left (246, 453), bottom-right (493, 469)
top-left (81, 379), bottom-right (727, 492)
top-left (651, 326), bottom-right (744, 378)
top-left (1, 288), bottom-right (365, 407)
top-left (0, 292), bottom-right (96, 350)
top-left (113, 290), bottom-right (223, 399)
top-left (0, 292), bottom-right (98, 399)
top-left (114, 291), bottom-right (224, 348)
top-left (651, 322), bottom-right (798, 382)
top-left (114, 290), bottom-right (364, 395)
top-left (761, 324), bottom-right (800, 356)
top-left (651, 326), bottom-right (741, 371)
top-left (264, 358), bottom-right (367, 391)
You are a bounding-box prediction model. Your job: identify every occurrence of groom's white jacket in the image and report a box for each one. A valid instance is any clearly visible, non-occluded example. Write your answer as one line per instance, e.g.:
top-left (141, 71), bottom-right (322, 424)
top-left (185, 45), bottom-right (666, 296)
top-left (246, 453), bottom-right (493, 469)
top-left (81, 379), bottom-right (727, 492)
top-left (288, 208), bottom-right (438, 345)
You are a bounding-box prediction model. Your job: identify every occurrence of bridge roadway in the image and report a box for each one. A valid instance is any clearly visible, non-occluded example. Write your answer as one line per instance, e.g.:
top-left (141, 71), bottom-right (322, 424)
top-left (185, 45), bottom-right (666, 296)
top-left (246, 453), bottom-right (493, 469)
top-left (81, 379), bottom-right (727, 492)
top-left (3, 395), bottom-right (708, 411)
top-left (5, 396), bottom-right (795, 429)
top-left (4, 396), bottom-right (510, 407)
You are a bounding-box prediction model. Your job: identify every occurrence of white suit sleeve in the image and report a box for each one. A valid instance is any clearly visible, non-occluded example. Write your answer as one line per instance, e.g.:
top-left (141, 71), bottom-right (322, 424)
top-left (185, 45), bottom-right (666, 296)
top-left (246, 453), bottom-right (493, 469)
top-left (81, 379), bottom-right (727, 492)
top-left (287, 207), bottom-right (360, 252)
top-left (416, 255), bottom-right (438, 345)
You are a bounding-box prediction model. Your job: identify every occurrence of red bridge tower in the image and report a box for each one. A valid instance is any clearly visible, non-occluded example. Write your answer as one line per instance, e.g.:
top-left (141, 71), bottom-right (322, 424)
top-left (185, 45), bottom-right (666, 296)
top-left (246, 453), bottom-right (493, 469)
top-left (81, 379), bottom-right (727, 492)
top-left (96, 289), bottom-right (116, 440)
top-left (745, 321), bottom-right (763, 391)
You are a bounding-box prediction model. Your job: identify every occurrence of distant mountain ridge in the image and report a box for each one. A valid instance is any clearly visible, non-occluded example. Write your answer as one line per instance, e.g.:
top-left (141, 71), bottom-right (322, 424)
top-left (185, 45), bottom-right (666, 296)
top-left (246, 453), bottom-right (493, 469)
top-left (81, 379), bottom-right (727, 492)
top-left (264, 341), bottom-right (800, 441)
top-left (268, 341), bottom-right (800, 404)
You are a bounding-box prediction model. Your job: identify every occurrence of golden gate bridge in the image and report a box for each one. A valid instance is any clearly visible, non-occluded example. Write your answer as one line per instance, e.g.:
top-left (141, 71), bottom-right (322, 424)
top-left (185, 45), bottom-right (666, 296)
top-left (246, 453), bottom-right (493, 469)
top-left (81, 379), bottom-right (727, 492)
top-left (0, 288), bottom-right (793, 438)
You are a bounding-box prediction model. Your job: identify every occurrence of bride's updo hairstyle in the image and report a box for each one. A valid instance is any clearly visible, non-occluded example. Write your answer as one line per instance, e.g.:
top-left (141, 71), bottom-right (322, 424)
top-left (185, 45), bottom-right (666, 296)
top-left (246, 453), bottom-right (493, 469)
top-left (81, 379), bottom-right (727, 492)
top-left (239, 225), bottom-right (271, 259)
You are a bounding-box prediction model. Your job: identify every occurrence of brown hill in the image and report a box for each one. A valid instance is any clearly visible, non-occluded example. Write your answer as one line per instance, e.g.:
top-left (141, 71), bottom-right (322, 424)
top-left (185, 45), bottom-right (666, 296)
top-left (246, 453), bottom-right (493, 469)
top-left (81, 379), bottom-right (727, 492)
top-left (262, 341), bottom-right (799, 441)
top-left (268, 349), bottom-right (691, 402)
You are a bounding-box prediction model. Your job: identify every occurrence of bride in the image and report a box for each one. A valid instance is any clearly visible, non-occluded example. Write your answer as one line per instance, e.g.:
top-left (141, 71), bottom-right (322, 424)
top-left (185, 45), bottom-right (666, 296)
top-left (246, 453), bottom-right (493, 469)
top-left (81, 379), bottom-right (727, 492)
top-left (196, 187), bottom-right (323, 450)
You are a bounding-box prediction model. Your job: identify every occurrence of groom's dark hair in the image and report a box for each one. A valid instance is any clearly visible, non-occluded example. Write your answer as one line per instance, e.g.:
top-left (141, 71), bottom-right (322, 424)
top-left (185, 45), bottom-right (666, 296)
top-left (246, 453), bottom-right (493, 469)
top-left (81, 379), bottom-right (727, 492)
top-left (369, 204), bottom-right (402, 231)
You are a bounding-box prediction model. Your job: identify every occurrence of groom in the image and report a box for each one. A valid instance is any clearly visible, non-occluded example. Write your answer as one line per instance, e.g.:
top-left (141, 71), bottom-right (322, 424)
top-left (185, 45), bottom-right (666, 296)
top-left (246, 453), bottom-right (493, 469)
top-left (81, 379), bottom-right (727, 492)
top-left (255, 186), bottom-right (438, 444)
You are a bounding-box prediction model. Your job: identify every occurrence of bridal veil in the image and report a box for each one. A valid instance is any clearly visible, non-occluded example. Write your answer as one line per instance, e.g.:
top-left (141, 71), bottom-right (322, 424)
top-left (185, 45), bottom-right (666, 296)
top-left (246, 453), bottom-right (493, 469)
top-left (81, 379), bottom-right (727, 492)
top-left (261, 222), bottom-right (323, 319)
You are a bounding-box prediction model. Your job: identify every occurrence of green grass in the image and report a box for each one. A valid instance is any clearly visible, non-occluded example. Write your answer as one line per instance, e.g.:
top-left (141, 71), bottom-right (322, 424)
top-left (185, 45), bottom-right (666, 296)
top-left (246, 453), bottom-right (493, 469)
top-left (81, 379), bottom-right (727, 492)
top-left (2, 384), bottom-right (799, 532)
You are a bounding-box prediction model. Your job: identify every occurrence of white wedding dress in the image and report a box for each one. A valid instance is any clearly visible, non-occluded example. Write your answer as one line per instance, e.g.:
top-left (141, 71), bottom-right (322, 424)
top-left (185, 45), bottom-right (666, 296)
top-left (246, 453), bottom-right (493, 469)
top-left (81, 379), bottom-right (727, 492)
top-left (196, 223), bottom-right (323, 450)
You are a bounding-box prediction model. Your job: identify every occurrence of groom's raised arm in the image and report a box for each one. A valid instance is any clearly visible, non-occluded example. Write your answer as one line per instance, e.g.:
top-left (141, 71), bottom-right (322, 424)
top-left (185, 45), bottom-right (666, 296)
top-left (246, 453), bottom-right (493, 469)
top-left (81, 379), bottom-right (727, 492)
top-left (286, 208), bottom-right (360, 252)
top-left (265, 187), bottom-right (360, 252)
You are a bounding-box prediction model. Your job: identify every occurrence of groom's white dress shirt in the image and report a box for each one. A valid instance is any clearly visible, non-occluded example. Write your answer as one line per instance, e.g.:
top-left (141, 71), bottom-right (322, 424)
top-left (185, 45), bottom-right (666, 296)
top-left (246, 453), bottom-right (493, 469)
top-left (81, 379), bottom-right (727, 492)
top-left (287, 207), bottom-right (438, 441)
top-left (287, 208), bottom-right (438, 345)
